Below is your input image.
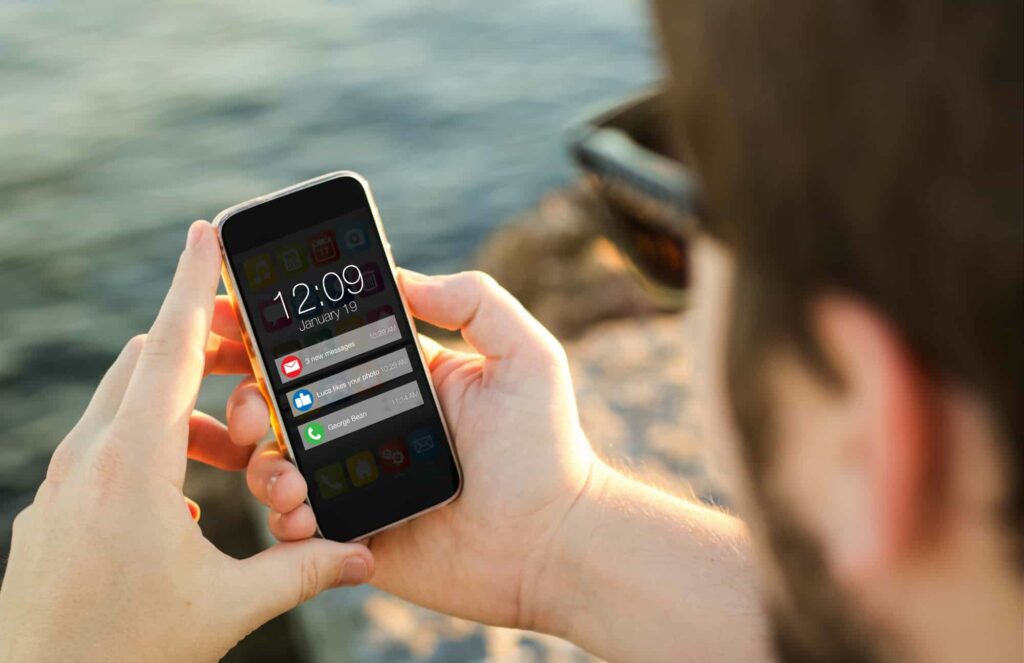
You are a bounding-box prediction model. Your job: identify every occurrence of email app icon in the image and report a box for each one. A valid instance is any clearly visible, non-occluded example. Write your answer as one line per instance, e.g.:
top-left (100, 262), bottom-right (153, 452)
top-left (408, 427), bottom-right (440, 461)
top-left (281, 355), bottom-right (303, 379)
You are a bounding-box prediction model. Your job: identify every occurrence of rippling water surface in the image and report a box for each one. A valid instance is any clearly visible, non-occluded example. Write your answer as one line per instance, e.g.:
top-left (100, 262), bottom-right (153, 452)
top-left (1, 0), bottom-right (656, 268)
top-left (0, 0), bottom-right (655, 464)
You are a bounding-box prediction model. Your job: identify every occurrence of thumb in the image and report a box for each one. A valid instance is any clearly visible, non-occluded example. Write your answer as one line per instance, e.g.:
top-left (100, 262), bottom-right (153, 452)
top-left (398, 268), bottom-right (556, 362)
top-left (233, 539), bottom-right (374, 625)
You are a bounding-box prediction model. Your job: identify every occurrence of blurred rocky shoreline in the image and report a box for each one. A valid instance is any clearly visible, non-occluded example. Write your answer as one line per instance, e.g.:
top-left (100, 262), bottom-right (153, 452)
top-left (0, 186), bottom-right (716, 662)
top-left (475, 185), bottom-right (680, 339)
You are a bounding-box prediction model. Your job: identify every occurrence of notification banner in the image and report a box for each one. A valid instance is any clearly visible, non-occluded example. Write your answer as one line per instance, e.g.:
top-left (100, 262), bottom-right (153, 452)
top-left (284, 348), bottom-right (413, 416)
top-left (296, 381), bottom-right (424, 450)
top-left (273, 315), bottom-right (401, 383)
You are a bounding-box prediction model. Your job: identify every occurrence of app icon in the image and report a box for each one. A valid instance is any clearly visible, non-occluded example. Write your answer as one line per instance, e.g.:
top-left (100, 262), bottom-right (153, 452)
top-left (260, 298), bottom-right (292, 332)
top-left (408, 428), bottom-right (440, 461)
top-left (309, 232), bottom-right (339, 265)
top-left (281, 355), bottom-right (303, 379)
top-left (279, 244), bottom-right (307, 275)
top-left (292, 389), bottom-right (314, 412)
top-left (378, 438), bottom-right (411, 473)
top-left (366, 305), bottom-right (395, 323)
top-left (346, 451), bottom-right (379, 487)
top-left (304, 422), bottom-right (325, 445)
top-left (360, 262), bottom-right (384, 295)
top-left (243, 254), bottom-right (275, 289)
top-left (343, 228), bottom-right (367, 250)
top-left (314, 463), bottom-right (349, 499)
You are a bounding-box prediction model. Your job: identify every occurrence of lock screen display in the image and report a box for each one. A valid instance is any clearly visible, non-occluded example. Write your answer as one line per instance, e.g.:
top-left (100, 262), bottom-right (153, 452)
top-left (219, 175), bottom-right (460, 541)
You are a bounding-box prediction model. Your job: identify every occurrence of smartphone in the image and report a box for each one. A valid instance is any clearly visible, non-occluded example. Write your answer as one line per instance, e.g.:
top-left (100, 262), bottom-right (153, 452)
top-left (214, 171), bottom-right (461, 542)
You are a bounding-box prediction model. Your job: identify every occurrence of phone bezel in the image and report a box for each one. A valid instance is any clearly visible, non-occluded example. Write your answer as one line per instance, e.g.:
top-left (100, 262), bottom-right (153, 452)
top-left (213, 171), bottom-right (463, 542)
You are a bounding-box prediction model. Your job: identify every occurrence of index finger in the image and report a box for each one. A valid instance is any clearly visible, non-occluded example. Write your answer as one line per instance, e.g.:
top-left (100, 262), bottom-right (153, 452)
top-left (115, 221), bottom-right (222, 446)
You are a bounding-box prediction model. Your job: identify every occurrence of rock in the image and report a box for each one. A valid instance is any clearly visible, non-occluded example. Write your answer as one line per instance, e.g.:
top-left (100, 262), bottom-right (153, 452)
top-left (474, 185), bottom-right (680, 339)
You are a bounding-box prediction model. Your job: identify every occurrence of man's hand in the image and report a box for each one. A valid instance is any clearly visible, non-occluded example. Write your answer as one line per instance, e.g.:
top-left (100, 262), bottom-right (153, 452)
top-left (248, 268), bottom-right (770, 662)
top-left (0, 222), bottom-right (374, 663)
top-left (246, 269), bottom-right (597, 629)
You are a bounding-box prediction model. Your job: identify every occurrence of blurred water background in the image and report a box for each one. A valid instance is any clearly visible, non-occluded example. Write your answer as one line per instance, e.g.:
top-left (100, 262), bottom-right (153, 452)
top-left (0, 1), bottom-right (672, 660)
top-left (1, 0), bottom-right (655, 265)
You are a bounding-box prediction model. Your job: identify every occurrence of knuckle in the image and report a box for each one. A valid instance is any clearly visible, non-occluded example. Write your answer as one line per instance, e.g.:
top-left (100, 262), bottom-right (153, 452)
top-left (86, 436), bottom-right (131, 487)
top-left (143, 329), bottom-right (205, 369)
top-left (518, 319), bottom-right (567, 366)
top-left (141, 331), bottom-right (175, 359)
top-left (45, 442), bottom-right (74, 484)
top-left (11, 504), bottom-right (33, 535)
top-left (530, 336), bottom-right (570, 378)
top-left (126, 334), bottom-right (147, 355)
top-left (542, 334), bottom-right (569, 367)
top-left (296, 551), bottom-right (324, 605)
top-left (246, 459), bottom-right (266, 500)
top-left (466, 270), bottom-right (498, 292)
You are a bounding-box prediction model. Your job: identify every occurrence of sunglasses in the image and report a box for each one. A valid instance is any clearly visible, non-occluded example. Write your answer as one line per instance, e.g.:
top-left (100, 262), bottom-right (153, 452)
top-left (569, 88), bottom-right (703, 304)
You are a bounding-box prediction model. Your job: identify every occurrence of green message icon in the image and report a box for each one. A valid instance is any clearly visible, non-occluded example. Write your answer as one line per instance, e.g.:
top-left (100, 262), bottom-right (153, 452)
top-left (305, 422), bottom-right (326, 445)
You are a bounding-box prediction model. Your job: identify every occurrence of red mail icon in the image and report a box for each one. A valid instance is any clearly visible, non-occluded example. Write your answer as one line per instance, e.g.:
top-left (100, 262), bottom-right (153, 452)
top-left (281, 355), bottom-right (303, 379)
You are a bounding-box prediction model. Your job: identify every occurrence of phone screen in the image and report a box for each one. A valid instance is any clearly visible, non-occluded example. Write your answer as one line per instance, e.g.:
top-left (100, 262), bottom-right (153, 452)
top-left (218, 174), bottom-right (460, 541)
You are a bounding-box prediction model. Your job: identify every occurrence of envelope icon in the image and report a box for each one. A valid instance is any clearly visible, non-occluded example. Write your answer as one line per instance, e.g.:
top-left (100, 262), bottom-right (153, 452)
top-left (280, 356), bottom-right (304, 379)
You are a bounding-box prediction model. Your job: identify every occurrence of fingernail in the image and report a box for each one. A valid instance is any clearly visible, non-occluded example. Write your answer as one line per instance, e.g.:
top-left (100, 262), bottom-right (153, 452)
top-left (186, 498), bottom-right (201, 522)
top-left (339, 557), bottom-right (369, 586)
top-left (401, 269), bottom-right (433, 283)
top-left (186, 221), bottom-right (206, 248)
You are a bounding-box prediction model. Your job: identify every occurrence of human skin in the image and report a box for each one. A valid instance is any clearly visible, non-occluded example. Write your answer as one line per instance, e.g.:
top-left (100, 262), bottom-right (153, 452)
top-left (0, 220), bottom-right (772, 662)
top-left (5, 221), bottom-right (1018, 661)
top-left (247, 265), bottom-right (772, 662)
top-left (0, 222), bottom-right (375, 663)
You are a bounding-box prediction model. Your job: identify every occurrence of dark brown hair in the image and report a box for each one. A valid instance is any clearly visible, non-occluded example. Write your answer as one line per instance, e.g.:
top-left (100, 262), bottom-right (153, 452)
top-left (654, 0), bottom-right (1023, 561)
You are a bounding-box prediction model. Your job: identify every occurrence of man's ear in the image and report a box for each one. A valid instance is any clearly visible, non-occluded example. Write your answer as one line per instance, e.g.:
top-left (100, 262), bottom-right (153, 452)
top-left (809, 295), bottom-right (937, 584)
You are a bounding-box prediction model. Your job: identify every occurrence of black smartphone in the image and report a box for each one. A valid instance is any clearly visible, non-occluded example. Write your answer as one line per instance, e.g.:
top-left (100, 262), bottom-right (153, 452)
top-left (214, 172), bottom-right (462, 542)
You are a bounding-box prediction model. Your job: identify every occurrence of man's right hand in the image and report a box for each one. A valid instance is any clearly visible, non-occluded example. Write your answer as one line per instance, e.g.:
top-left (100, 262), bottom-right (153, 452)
top-left (245, 269), bottom-right (597, 631)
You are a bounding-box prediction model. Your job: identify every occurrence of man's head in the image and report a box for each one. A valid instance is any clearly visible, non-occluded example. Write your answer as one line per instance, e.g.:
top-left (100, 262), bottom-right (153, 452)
top-left (653, 1), bottom-right (1022, 661)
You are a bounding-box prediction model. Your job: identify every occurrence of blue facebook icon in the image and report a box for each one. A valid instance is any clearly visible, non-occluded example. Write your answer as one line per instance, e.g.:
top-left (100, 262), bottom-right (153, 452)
top-left (292, 389), bottom-right (314, 412)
